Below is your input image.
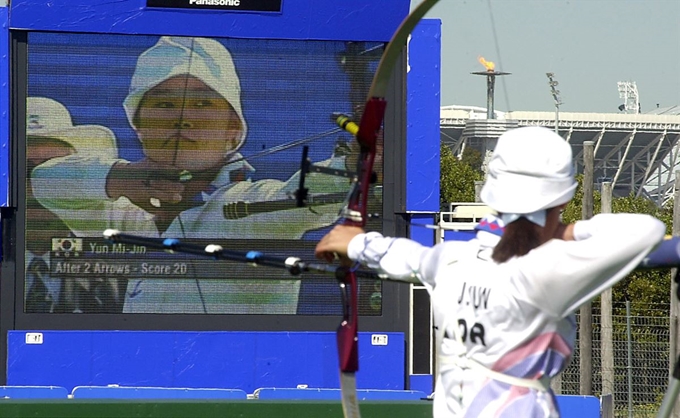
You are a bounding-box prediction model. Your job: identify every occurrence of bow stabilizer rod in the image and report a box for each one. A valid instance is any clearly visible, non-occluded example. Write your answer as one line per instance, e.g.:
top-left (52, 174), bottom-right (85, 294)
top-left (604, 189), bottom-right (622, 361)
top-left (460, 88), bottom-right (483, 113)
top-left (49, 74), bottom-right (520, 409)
top-left (102, 229), bottom-right (385, 280)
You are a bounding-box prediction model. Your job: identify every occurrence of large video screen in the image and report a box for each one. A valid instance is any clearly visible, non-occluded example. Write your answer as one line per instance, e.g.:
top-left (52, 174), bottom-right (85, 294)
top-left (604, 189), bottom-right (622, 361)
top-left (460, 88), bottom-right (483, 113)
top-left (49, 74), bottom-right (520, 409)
top-left (24, 33), bottom-right (384, 316)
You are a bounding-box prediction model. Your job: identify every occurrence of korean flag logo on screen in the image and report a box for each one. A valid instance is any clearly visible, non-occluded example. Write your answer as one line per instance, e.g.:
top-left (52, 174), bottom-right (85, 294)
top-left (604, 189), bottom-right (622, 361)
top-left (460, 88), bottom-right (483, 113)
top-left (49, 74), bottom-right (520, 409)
top-left (51, 238), bottom-right (83, 257)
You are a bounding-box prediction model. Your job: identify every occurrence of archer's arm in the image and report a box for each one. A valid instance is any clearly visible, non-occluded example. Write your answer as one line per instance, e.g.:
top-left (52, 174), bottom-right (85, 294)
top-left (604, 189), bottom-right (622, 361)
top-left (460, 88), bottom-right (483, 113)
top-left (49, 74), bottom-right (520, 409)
top-left (514, 213), bottom-right (665, 318)
top-left (316, 224), bottom-right (449, 286)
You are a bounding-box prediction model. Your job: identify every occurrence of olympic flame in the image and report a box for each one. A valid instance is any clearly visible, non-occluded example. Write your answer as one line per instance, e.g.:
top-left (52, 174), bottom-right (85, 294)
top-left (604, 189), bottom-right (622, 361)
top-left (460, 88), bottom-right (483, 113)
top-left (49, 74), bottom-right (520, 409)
top-left (478, 56), bottom-right (495, 71)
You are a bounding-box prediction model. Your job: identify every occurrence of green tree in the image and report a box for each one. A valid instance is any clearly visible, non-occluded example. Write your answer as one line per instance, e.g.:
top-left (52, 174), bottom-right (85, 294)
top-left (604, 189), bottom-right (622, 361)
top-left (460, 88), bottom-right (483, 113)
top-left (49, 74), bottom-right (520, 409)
top-left (460, 146), bottom-right (484, 172)
top-left (440, 144), bottom-right (484, 209)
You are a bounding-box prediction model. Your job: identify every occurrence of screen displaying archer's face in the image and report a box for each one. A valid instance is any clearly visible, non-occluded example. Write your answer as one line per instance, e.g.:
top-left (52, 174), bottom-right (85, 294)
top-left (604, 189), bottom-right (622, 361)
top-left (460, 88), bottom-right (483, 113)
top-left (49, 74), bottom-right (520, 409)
top-left (135, 75), bottom-right (243, 172)
top-left (25, 32), bottom-right (385, 316)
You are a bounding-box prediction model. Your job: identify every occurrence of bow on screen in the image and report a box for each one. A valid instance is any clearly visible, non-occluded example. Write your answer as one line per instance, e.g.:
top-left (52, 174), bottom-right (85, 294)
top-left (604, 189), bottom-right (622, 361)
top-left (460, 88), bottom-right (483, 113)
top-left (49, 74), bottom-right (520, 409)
top-left (330, 2), bottom-right (439, 417)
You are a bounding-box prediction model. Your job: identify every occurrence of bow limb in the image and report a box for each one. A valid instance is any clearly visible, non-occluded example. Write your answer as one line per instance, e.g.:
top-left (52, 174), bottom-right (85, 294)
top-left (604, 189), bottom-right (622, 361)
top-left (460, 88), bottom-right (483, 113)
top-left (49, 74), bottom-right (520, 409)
top-left (335, 2), bottom-right (440, 417)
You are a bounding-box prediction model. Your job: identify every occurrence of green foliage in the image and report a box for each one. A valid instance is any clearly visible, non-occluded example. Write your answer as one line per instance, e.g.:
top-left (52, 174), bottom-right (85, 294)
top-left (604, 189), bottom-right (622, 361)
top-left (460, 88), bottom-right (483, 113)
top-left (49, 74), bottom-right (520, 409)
top-left (459, 146), bottom-right (484, 172)
top-left (440, 145), bottom-right (484, 209)
top-left (561, 175), bottom-right (598, 223)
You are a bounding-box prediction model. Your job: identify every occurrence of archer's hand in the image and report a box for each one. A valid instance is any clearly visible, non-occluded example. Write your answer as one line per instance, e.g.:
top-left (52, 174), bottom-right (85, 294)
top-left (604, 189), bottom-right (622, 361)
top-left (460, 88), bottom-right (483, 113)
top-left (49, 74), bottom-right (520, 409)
top-left (106, 159), bottom-right (186, 212)
top-left (315, 225), bottom-right (365, 263)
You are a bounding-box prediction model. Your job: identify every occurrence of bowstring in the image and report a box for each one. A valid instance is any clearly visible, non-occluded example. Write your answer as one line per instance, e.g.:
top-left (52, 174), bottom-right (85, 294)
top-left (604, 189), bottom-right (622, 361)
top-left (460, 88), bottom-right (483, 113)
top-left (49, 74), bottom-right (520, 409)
top-left (178, 38), bottom-right (208, 314)
top-left (227, 127), bottom-right (343, 165)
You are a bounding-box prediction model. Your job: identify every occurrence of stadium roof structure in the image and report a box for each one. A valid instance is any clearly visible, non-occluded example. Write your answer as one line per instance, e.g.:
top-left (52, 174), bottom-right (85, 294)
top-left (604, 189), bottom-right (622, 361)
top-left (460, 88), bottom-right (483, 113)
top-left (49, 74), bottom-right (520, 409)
top-left (644, 105), bottom-right (680, 116)
top-left (440, 105), bottom-right (680, 206)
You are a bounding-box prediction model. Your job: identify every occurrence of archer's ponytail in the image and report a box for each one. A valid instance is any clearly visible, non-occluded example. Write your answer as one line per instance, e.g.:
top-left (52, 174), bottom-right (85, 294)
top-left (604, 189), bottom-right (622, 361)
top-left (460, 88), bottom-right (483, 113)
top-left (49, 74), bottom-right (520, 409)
top-left (492, 217), bottom-right (542, 263)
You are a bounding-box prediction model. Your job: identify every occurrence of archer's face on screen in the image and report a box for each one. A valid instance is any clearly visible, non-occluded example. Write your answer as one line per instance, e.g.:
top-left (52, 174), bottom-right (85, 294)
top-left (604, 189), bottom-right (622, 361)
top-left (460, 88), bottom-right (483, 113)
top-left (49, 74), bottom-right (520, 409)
top-left (135, 75), bottom-right (243, 172)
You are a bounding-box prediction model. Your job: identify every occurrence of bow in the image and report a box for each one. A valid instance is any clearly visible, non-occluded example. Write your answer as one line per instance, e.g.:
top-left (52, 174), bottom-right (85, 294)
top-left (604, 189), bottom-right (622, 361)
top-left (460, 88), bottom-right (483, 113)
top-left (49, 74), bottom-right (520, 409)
top-left (332, 2), bottom-right (439, 417)
top-left (100, 4), bottom-right (438, 414)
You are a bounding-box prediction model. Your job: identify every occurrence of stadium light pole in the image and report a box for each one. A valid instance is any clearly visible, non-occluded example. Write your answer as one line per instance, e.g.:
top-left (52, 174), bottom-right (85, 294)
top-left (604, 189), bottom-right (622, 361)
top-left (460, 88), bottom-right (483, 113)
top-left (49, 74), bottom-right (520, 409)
top-left (546, 73), bottom-right (562, 135)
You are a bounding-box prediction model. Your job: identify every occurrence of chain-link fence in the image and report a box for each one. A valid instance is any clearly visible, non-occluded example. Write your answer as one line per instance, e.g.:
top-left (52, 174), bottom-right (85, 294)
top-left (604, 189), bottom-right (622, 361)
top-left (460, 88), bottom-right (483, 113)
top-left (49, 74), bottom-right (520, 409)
top-left (560, 302), bottom-right (671, 417)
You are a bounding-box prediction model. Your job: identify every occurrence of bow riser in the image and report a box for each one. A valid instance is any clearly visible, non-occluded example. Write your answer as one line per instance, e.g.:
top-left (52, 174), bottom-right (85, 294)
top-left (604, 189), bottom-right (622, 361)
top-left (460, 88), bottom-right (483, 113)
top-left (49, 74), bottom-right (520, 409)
top-left (356, 98), bottom-right (387, 155)
top-left (341, 98), bottom-right (385, 227)
top-left (337, 277), bottom-right (359, 372)
top-left (335, 4), bottom-right (439, 417)
top-left (337, 98), bottom-right (386, 375)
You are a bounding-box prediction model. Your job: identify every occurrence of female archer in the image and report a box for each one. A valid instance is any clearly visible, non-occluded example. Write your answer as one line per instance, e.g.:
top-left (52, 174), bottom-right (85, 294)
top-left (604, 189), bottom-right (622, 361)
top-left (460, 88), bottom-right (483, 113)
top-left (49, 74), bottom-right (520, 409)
top-left (31, 36), bottom-right (349, 314)
top-left (315, 126), bottom-right (665, 417)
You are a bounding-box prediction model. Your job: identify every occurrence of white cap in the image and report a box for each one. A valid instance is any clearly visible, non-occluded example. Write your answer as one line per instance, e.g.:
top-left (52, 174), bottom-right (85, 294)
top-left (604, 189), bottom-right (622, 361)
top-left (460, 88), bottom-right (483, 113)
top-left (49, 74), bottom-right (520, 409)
top-left (123, 36), bottom-right (247, 155)
top-left (480, 126), bottom-right (577, 214)
top-left (27, 97), bottom-right (117, 158)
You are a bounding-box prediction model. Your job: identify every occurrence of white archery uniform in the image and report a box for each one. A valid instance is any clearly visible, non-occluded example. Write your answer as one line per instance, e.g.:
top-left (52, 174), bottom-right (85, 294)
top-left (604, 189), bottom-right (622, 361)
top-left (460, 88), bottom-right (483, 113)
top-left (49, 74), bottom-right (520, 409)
top-left (347, 213), bottom-right (663, 417)
top-left (32, 152), bottom-right (346, 314)
top-left (32, 150), bottom-right (347, 314)
top-left (32, 151), bottom-right (345, 241)
top-left (31, 36), bottom-right (348, 314)
top-left (342, 127), bottom-right (666, 417)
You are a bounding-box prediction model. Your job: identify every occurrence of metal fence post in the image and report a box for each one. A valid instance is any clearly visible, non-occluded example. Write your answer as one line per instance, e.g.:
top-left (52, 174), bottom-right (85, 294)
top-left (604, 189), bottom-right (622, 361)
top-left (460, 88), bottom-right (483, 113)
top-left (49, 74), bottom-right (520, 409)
top-left (601, 182), bottom-right (614, 407)
top-left (626, 301), bottom-right (633, 418)
top-left (670, 172), bottom-right (680, 418)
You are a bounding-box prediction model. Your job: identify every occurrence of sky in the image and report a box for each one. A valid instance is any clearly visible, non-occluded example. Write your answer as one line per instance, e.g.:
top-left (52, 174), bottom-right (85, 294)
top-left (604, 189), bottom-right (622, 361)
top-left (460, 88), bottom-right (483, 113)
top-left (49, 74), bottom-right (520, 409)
top-left (410, 0), bottom-right (680, 114)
